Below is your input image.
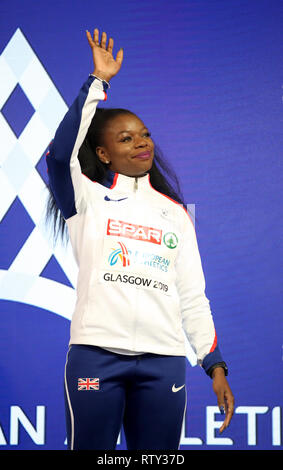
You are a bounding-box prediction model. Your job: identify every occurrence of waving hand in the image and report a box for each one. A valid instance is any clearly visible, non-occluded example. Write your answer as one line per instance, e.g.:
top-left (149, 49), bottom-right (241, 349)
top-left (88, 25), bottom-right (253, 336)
top-left (86, 28), bottom-right (123, 83)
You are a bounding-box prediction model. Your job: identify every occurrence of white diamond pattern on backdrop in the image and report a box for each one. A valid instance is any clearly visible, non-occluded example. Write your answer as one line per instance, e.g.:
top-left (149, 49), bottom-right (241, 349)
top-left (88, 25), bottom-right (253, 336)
top-left (0, 111), bottom-right (17, 164)
top-left (0, 28), bottom-right (197, 367)
top-left (0, 55), bottom-right (17, 108)
top-left (0, 28), bottom-right (77, 320)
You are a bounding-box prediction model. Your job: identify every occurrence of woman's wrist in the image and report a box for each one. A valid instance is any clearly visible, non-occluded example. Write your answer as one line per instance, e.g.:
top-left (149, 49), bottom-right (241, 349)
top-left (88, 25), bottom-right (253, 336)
top-left (212, 366), bottom-right (226, 379)
top-left (92, 70), bottom-right (112, 83)
top-left (207, 361), bottom-right (228, 379)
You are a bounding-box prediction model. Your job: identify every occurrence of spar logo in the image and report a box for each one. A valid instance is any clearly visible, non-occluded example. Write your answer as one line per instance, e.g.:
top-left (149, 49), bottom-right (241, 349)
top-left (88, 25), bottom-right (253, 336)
top-left (108, 242), bottom-right (130, 267)
top-left (107, 219), bottom-right (162, 245)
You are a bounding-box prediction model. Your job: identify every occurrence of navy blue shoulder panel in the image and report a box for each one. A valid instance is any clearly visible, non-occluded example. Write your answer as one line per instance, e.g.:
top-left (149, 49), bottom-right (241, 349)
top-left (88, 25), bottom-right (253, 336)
top-left (46, 76), bottom-right (97, 220)
top-left (50, 76), bottom-right (97, 164)
top-left (100, 170), bottom-right (117, 188)
top-left (47, 147), bottom-right (77, 220)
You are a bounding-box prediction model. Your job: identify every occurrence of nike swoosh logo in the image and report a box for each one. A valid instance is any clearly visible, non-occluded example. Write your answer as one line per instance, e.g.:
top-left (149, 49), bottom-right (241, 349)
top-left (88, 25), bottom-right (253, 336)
top-left (104, 195), bottom-right (128, 202)
top-left (172, 384), bottom-right (185, 393)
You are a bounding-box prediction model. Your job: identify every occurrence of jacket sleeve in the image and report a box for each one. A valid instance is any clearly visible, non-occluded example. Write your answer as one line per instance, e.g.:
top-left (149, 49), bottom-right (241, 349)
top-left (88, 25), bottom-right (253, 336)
top-left (175, 210), bottom-right (226, 376)
top-left (46, 75), bottom-right (108, 220)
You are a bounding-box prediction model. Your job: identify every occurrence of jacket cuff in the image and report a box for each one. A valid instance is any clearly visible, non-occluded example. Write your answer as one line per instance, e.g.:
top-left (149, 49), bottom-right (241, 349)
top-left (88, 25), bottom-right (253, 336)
top-left (89, 74), bottom-right (110, 92)
top-left (202, 345), bottom-right (228, 377)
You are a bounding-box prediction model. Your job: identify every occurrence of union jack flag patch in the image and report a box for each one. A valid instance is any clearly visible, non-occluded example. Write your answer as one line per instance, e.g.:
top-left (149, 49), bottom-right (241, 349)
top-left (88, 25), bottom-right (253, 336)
top-left (77, 378), bottom-right (100, 391)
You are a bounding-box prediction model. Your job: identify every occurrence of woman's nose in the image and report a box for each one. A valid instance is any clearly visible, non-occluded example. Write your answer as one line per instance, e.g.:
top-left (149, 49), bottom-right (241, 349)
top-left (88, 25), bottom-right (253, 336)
top-left (134, 136), bottom-right (147, 147)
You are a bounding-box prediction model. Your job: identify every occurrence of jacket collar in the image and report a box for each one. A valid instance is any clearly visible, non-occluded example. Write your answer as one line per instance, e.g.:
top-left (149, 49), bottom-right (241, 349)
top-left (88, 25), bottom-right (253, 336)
top-left (101, 169), bottom-right (152, 193)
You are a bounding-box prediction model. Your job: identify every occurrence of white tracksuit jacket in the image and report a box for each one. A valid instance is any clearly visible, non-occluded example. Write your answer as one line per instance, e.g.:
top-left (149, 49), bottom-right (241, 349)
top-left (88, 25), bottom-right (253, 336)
top-left (46, 75), bottom-right (225, 375)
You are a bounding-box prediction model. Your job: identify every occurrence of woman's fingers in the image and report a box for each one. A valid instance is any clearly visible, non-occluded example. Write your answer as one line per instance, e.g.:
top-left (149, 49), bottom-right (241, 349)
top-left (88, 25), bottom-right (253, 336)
top-left (90, 28), bottom-right (115, 55)
top-left (219, 405), bottom-right (233, 433)
top-left (212, 372), bottom-right (234, 434)
top-left (107, 37), bottom-right (114, 54)
top-left (93, 28), bottom-right (100, 47)
top-left (219, 390), bottom-right (235, 433)
top-left (86, 30), bottom-right (94, 48)
top-left (115, 48), bottom-right (124, 66)
top-left (100, 31), bottom-right (107, 49)
top-left (93, 28), bottom-right (107, 49)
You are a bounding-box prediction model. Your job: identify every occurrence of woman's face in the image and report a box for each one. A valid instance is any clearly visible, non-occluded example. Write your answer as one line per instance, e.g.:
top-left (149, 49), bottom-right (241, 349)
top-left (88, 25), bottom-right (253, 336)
top-left (96, 113), bottom-right (154, 177)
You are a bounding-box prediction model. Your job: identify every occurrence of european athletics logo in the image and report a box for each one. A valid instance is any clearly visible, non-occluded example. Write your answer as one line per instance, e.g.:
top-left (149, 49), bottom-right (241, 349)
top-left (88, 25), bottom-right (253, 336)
top-left (108, 242), bottom-right (131, 267)
top-left (107, 242), bottom-right (172, 272)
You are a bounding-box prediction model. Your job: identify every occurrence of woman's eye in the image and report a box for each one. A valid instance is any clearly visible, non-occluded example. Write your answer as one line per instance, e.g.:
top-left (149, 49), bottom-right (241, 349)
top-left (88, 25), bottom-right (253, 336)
top-left (120, 132), bottom-right (151, 142)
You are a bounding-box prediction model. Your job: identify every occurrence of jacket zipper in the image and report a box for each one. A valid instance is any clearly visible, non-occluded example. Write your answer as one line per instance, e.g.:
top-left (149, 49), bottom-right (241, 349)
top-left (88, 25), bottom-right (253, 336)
top-left (134, 177), bottom-right (138, 192)
top-left (132, 176), bottom-right (139, 350)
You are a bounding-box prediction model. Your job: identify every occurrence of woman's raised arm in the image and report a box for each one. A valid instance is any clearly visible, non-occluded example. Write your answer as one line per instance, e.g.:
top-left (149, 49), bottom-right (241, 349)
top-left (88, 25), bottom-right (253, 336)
top-left (46, 28), bottom-right (123, 220)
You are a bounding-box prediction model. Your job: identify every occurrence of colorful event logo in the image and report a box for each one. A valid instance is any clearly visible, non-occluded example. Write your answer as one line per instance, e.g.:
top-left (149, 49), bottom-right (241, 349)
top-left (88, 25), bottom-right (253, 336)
top-left (108, 242), bottom-right (130, 267)
top-left (107, 242), bottom-right (174, 273)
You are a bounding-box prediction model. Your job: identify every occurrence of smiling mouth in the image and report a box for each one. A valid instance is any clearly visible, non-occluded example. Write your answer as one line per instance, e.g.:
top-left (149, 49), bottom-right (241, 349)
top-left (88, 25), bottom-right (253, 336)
top-left (133, 151), bottom-right (151, 160)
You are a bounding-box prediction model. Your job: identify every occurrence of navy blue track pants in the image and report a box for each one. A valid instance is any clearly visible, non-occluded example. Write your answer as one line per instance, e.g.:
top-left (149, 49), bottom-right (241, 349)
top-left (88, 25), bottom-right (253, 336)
top-left (64, 345), bottom-right (187, 450)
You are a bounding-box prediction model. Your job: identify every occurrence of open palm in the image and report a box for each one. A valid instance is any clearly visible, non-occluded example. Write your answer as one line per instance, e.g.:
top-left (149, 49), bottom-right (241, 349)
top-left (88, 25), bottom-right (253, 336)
top-left (86, 28), bottom-right (123, 82)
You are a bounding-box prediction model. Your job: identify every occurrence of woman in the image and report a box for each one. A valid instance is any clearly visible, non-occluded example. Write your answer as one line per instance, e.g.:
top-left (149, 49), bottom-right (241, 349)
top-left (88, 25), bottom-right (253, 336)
top-left (46, 28), bottom-right (234, 450)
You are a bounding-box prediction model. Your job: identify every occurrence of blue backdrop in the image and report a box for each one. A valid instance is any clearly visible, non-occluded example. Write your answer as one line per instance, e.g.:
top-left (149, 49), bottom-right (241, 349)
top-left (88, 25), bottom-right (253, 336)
top-left (0, 0), bottom-right (282, 450)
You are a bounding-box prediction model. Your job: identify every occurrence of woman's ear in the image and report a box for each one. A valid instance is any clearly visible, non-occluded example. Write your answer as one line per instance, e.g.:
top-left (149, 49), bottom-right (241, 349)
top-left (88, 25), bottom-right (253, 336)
top-left (96, 146), bottom-right (110, 164)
